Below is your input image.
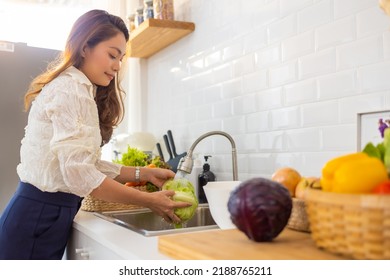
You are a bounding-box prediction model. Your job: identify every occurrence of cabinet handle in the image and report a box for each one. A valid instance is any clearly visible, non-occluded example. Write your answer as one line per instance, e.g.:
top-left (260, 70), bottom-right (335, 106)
top-left (75, 248), bottom-right (90, 259)
top-left (80, 252), bottom-right (90, 259)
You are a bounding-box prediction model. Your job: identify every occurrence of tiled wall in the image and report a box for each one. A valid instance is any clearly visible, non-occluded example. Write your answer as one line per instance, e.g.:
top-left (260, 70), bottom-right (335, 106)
top-left (141, 0), bottom-right (390, 181)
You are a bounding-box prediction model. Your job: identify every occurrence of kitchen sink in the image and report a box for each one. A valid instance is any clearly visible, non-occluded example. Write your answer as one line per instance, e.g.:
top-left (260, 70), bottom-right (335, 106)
top-left (94, 204), bottom-right (218, 236)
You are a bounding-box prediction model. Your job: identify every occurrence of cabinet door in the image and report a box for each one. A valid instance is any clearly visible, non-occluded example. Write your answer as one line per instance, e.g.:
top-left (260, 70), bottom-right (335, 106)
top-left (66, 229), bottom-right (122, 260)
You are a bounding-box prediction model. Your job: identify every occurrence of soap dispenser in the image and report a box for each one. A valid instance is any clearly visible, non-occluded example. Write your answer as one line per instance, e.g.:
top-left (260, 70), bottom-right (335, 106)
top-left (198, 155), bottom-right (216, 203)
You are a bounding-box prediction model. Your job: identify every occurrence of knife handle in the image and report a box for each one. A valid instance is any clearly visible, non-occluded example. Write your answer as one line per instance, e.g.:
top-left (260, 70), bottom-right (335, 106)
top-left (167, 130), bottom-right (178, 157)
top-left (163, 135), bottom-right (173, 159)
top-left (156, 143), bottom-right (165, 162)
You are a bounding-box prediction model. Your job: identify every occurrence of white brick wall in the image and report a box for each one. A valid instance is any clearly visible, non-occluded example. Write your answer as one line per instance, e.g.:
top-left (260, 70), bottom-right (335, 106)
top-left (140, 0), bottom-right (390, 180)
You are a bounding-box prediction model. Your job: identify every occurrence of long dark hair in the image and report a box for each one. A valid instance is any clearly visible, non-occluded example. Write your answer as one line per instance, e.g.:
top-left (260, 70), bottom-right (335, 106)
top-left (24, 9), bottom-right (129, 143)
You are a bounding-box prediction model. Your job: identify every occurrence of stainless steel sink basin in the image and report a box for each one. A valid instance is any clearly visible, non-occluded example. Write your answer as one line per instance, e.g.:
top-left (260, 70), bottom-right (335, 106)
top-left (94, 204), bottom-right (218, 236)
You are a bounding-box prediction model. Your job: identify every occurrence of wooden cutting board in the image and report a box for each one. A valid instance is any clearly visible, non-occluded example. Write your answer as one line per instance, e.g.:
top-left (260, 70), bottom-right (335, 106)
top-left (158, 228), bottom-right (348, 260)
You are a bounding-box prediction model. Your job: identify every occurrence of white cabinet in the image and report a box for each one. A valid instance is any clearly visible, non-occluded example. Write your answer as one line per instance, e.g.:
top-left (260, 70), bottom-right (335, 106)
top-left (68, 211), bottom-right (170, 260)
top-left (66, 228), bottom-right (122, 260)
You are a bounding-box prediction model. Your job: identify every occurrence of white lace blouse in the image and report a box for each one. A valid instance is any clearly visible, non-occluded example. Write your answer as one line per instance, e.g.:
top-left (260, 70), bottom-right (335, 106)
top-left (17, 66), bottom-right (122, 197)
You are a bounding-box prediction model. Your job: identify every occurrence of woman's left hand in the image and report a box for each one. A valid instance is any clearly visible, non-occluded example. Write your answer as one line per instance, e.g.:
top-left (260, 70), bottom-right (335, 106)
top-left (141, 167), bottom-right (175, 188)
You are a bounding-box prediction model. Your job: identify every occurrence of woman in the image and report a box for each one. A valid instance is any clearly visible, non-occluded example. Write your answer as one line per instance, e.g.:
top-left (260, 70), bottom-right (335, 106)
top-left (0, 10), bottom-right (190, 260)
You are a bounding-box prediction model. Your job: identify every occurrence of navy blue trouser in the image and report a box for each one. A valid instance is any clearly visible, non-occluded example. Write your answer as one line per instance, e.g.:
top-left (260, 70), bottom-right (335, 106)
top-left (0, 182), bottom-right (82, 260)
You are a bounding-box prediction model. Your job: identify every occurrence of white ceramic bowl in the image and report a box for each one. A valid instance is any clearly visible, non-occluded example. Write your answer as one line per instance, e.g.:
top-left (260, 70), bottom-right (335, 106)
top-left (203, 181), bottom-right (241, 229)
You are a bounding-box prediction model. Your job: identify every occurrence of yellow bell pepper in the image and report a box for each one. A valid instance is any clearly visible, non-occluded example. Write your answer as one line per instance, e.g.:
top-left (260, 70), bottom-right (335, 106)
top-left (321, 152), bottom-right (388, 193)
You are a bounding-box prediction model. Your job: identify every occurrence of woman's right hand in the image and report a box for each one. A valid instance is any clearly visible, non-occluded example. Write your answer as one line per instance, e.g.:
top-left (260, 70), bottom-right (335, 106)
top-left (145, 190), bottom-right (191, 224)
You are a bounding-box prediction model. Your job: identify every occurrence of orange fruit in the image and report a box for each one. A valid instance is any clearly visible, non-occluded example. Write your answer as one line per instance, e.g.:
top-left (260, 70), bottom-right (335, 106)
top-left (271, 167), bottom-right (302, 197)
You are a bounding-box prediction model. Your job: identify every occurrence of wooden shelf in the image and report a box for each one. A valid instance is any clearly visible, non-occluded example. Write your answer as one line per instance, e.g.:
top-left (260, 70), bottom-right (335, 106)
top-left (127, 19), bottom-right (195, 58)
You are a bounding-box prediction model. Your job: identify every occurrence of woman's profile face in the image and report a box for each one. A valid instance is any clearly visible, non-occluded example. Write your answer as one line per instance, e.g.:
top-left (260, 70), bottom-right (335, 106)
top-left (79, 32), bottom-right (127, 87)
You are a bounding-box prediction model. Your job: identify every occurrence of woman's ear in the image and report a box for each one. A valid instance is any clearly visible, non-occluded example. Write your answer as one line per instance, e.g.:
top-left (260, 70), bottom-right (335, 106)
top-left (81, 44), bottom-right (89, 58)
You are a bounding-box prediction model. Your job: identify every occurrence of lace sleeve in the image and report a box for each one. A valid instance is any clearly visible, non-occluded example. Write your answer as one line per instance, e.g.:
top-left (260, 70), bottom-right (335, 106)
top-left (45, 81), bottom-right (106, 197)
top-left (96, 157), bottom-right (122, 179)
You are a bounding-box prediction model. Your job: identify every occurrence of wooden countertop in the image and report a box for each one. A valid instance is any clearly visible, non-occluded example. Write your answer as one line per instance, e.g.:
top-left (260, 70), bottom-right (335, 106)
top-left (158, 228), bottom-right (349, 260)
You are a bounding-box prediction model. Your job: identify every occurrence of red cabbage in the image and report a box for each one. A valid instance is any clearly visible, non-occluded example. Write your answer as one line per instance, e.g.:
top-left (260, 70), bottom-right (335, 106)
top-left (227, 177), bottom-right (292, 242)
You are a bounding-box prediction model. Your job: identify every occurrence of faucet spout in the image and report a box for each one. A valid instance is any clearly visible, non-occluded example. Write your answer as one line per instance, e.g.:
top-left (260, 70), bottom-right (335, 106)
top-left (177, 131), bottom-right (238, 181)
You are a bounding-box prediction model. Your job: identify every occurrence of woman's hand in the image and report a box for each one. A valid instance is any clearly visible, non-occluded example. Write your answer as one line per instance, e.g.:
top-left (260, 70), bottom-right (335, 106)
top-left (114, 166), bottom-right (191, 223)
top-left (140, 167), bottom-right (175, 188)
top-left (145, 190), bottom-right (192, 223)
top-left (141, 168), bottom-right (194, 223)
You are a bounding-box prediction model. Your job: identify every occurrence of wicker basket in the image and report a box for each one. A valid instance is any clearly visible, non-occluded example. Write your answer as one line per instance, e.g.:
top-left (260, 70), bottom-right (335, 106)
top-left (305, 189), bottom-right (390, 260)
top-left (80, 185), bottom-right (147, 212)
top-left (287, 198), bottom-right (311, 233)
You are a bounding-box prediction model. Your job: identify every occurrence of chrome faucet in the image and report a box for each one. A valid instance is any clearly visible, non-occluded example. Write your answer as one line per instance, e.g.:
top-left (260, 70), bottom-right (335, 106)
top-left (176, 131), bottom-right (238, 181)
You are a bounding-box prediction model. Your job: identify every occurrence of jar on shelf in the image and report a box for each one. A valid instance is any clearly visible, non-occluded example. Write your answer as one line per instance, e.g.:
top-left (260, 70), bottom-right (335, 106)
top-left (144, 0), bottom-right (154, 20)
top-left (153, 0), bottom-right (174, 20)
top-left (127, 13), bottom-right (136, 32)
top-left (135, 7), bottom-right (144, 28)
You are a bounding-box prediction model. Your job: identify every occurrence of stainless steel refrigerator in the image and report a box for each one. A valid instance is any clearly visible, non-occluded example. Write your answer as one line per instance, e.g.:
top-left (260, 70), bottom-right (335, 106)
top-left (0, 42), bottom-right (59, 213)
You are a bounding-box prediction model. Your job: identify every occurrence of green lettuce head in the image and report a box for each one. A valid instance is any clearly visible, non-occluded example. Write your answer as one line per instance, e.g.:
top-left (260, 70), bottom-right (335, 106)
top-left (162, 178), bottom-right (199, 228)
